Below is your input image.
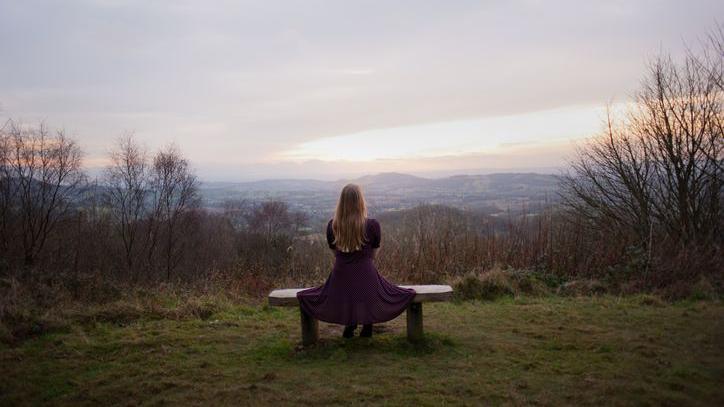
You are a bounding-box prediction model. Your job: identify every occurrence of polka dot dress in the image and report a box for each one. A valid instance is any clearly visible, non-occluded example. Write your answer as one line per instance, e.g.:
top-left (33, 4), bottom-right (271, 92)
top-left (297, 218), bottom-right (416, 325)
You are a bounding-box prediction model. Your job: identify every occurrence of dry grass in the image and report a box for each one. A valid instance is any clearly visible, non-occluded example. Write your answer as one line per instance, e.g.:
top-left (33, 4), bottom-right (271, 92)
top-left (0, 274), bottom-right (252, 345)
top-left (452, 266), bottom-right (553, 301)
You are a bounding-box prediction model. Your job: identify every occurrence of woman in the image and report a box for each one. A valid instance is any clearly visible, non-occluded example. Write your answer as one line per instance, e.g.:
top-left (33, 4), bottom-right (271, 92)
top-left (297, 184), bottom-right (416, 338)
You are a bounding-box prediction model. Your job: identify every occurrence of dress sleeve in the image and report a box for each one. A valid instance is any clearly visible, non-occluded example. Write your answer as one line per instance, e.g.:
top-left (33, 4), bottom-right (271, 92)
top-left (369, 219), bottom-right (381, 249)
top-left (326, 220), bottom-right (336, 249)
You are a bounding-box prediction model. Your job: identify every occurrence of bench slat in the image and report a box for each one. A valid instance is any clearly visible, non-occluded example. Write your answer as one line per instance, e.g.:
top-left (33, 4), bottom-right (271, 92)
top-left (268, 284), bottom-right (453, 307)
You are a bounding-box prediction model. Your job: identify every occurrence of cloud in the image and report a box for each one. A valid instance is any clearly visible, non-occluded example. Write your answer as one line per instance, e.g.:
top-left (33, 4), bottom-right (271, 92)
top-left (0, 1), bottom-right (721, 180)
top-left (278, 103), bottom-right (610, 162)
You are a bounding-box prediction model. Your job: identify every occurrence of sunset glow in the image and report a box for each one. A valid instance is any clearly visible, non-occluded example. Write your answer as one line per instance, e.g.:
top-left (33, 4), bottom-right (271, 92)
top-left (279, 104), bottom-right (610, 163)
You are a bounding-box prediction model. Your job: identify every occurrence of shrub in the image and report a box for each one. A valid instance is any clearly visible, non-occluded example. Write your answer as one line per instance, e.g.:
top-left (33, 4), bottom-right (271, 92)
top-left (556, 279), bottom-right (608, 296)
top-left (635, 294), bottom-right (665, 307)
top-left (172, 297), bottom-right (219, 320)
top-left (0, 322), bottom-right (11, 343)
top-left (505, 269), bottom-right (550, 296)
top-left (689, 277), bottom-right (719, 301)
top-left (453, 267), bottom-right (514, 301)
top-left (77, 301), bottom-right (147, 325)
top-left (453, 266), bottom-right (555, 301)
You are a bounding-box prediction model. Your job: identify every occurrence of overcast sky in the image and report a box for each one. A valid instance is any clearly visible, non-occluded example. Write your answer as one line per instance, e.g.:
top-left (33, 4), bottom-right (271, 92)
top-left (1, 0), bottom-right (721, 181)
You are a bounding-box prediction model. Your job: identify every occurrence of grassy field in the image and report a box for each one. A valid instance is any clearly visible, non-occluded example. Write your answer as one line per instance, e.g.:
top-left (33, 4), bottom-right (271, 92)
top-left (1, 296), bottom-right (723, 406)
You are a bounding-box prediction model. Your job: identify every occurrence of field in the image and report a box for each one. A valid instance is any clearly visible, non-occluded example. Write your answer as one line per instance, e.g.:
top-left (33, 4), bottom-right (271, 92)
top-left (1, 296), bottom-right (723, 406)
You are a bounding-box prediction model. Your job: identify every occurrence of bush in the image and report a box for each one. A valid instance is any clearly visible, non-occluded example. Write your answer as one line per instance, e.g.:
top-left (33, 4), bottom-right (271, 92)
top-left (0, 322), bottom-right (11, 343)
top-left (454, 267), bottom-right (515, 301)
top-left (172, 297), bottom-right (220, 320)
top-left (556, 279), bottom-right (608, 296)
top-left (0, 309), bottom-right (69, 344)
top-left (453, 273), bottom-right (486, 301)
top-left (635, 294), bottom-right (666, 307)
top-left (453, 266), bottom-right (554, 301)
top-left (505, 269), bottom-right (551, 296)
top-left (689, 277), bottom-right (719, 301)
top-left (76, 301), bottom-right (148, 325)
top-left (0, 272), bottom-right (250, 344)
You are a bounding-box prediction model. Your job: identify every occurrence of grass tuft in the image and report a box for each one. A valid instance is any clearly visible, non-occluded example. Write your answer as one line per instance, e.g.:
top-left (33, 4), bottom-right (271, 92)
top-left (453, 266), bottom-right (551, 301)
top-left (557, 279), bottom-right (608, 296)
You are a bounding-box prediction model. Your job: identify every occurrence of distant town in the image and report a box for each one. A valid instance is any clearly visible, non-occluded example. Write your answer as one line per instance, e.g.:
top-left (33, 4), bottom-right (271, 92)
top-left (199, 172), bottom-right (561, 224)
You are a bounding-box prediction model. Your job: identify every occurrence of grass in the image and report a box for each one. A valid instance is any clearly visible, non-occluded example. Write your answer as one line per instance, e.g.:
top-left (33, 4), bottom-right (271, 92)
top-left (1, 296), bottom-right (723, 406)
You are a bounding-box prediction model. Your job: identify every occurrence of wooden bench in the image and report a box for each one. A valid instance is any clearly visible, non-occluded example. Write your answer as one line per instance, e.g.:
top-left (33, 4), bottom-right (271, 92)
top-left (268, 285), bottom-right (454, 345)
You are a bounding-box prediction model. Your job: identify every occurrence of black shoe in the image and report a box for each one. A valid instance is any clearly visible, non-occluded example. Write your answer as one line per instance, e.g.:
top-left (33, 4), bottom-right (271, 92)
top-left (343, 324), bottom-right (357, 338)
top-left (360, 324), bottom-right (373, 338)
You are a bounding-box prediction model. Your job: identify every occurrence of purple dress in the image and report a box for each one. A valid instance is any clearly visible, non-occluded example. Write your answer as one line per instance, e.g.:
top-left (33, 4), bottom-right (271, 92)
top-left (297, 218), bottom-right (416, 325)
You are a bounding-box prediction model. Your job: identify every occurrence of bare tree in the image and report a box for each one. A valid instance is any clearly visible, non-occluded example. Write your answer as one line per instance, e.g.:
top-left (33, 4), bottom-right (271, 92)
top-left (561, 36), bottom-right (723, 276)
top-left (691, 24), bottom-right (724, 174)
top-left (697, 24), bottom-right (724, 92)
top-left (0, 121), bottom-right (84, 266)
top-left (223, 198), bottom-right (251, 229)
top-left (561, 112), bottom-right (654, 242)
top-left (633, 54), bottom-right (722, 245)
top-left (0, 120), bottom-right (17, 259)
top-left (149, 144), bottom-right (199, 280)
top-left (290, 210), bottom-right (309, 234)
top-left (104, 135), bottom-right (149, 277)
top-left (246, 201), bottom-right (293, 242)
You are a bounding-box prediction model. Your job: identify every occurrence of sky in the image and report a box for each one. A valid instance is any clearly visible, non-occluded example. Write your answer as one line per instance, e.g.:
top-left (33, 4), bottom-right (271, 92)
top-left (0, 0), bottom-right (721, 181)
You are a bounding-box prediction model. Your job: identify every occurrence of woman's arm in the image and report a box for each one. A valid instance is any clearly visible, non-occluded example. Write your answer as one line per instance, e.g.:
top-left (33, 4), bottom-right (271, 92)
top-left (370, 219), bottom-right (381, 260)
top-left (325, 219), bottom-right (336, 253)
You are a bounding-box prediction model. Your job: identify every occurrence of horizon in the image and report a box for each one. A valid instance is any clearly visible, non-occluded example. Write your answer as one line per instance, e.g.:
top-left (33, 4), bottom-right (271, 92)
top-left (2, 1), bottom-right (721, 181)
top-left (83, 164), bottom-right (564, 183)
top-left (194, 168), bottom-right (562, 185)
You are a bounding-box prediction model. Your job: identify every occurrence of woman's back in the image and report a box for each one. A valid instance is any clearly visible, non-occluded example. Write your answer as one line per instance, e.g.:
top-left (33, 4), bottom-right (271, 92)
top-left (297, 183), bottom-right (415, 327)
top-left (326, 217), bottom-right (381, 262)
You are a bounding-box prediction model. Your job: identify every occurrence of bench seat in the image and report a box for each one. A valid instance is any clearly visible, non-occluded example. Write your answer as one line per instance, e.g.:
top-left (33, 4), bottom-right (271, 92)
top-left (268, 284), bottom-right (453, 306)
top-left (267, 284), bottom-right (453, 345)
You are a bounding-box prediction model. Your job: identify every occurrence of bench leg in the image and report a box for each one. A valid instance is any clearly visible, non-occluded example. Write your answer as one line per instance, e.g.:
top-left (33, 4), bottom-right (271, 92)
top-left (300, 307), bottom-right (318, 346)
top-left (406, 302), bottom-right (423, 342)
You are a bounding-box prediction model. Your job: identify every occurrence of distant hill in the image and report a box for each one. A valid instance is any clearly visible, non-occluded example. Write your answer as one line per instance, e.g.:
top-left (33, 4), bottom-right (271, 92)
top-left (202, 172), bottom-right (559, 194)
top-left (204, 178), bottom-right (337, 192)
top-left (199, 172), bottom-right (561, 221)
top-left (348, 172), bottom-right (430, 189)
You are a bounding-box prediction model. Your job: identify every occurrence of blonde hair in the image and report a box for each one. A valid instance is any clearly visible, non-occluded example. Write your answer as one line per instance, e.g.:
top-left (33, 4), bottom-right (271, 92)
top-left (332, 184), bottom-right (368, 252)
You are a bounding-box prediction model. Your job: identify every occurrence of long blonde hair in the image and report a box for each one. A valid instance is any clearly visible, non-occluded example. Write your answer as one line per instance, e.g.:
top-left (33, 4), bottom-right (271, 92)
top-left (332, 184), bottom-right (368, 252)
